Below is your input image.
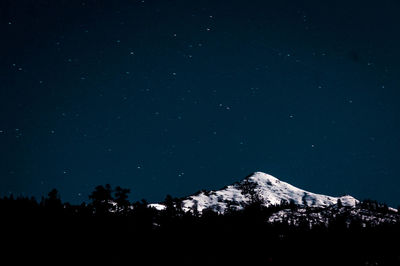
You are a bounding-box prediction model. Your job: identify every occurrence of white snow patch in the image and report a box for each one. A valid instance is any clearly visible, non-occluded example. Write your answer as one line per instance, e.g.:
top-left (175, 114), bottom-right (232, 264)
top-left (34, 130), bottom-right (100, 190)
top-left (148, 203), bottom-right (166, 211)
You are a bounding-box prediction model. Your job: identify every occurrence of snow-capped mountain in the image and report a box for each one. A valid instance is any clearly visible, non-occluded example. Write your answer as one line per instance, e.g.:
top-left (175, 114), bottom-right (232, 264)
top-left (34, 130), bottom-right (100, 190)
top-left (148, 172), bottom-right (400, 227)
top-left (158, 172), bottom-right (359, 213)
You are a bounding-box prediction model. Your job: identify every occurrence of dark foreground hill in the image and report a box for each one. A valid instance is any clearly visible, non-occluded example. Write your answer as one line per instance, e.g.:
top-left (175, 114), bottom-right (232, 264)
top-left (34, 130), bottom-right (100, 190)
top-left (1, 174), bottom-right (400, 265)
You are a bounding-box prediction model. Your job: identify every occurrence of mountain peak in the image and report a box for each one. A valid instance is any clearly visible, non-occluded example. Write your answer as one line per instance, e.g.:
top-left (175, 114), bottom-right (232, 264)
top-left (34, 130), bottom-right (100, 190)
top-left (245, 171), bottom-right (282, 184)
top-left (180, 172), bottom-right (358, 213)
top-left (246, 171), bottom-right (279, 181)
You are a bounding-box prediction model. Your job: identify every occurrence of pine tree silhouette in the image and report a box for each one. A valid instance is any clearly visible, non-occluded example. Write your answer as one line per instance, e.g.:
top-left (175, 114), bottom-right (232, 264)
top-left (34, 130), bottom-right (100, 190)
top-left (337, 198), bottom-right (343, 208)
top-left (239, 179), bottom-right (262, 205)
top-left (89, 184), bottom-right (114, 215)
top-left (114, 186), bottom-right (131, 214)
top-left (43, 188), bottom-right (62, 213)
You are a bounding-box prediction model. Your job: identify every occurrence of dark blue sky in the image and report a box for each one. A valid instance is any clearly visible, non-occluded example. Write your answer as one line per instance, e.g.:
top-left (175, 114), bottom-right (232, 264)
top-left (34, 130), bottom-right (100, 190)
top-left (1, 0), bottom-right (400, 206)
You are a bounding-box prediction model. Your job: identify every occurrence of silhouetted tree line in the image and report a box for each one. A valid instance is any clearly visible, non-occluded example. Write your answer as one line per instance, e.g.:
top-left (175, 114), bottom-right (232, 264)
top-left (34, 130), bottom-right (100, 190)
top-left (1, 185), bottom-right (400, 265)
top-left (356, 199), bottom-right (392, 214)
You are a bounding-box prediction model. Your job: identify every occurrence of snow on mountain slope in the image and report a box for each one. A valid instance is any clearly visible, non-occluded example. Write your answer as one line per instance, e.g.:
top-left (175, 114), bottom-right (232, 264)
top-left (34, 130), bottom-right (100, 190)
top-left (181, 172), bottom-right (358, 213)
top-left (148, 203), bottom-right (166, 211)
top-left (268, 205), bottom-right (399, 227)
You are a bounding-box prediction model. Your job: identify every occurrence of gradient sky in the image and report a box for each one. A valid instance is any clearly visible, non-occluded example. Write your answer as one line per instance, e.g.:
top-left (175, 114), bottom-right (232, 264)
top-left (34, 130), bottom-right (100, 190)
top-left (1, 0), bottom-right (400, 206)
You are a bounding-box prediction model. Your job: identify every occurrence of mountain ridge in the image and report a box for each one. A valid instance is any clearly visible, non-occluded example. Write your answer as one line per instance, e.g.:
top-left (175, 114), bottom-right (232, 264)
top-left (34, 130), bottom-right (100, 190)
top-left (150, 172), bottom-right (359, 213)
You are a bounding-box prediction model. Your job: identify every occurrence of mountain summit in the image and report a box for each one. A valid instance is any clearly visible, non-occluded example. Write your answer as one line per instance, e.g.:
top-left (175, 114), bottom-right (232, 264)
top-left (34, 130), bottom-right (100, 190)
top-left (178, 172), bottom-right (358, 213)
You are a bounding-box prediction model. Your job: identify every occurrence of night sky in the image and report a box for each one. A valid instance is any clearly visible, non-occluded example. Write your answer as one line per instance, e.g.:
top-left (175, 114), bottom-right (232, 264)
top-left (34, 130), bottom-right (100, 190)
top-left (1, 0), bottom-right (400, 206)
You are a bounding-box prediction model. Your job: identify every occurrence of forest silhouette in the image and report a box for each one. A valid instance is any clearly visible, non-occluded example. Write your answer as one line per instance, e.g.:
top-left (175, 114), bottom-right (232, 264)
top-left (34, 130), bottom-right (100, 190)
top-left (1, 185), bottom-right (399, 265)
